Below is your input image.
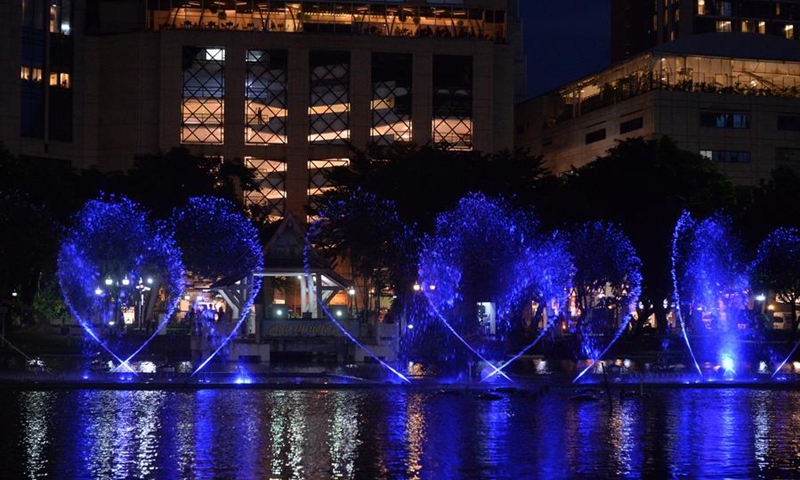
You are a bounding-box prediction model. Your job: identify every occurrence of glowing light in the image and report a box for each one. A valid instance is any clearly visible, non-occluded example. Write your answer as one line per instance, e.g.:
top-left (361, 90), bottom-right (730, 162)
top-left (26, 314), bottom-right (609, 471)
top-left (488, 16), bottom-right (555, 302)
top-left (105, 277), bottom-right (113, 286)
top-left (722, 355), bottom-right (735, 373)
top-left (94, 287), bottom-right (103, 296)
top-left (348, 288), bottom-right (356, 296)
top-left (11, 291), bottom-right (18, 297)
top-left (335, 310), bottom-right (343, 317)
top-left (755, 294), bottom-right (766, 302)
top-left (121, 276), bottom-right (130, 286)
top-left (407, 324), bottom-right (414, 330)
top-left (428, 284), bottom-right (436, 291)
top-left (412, 283), bottom-right (421, 292)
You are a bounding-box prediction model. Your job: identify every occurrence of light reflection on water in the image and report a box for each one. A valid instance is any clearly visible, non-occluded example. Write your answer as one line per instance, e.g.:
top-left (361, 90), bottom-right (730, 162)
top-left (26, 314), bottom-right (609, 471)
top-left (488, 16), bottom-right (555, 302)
top-left (3, 389), bottom-right (800, 479)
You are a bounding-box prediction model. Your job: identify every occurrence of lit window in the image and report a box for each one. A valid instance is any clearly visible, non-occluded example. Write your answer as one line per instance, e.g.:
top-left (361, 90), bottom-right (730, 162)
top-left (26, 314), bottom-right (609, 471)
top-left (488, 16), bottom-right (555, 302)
top-left (700, 150), bottom-right (712, 160)
top-left (698, 0), bottom-right (705, 15)
top-left (205, 48), bottom-right (225, 62)
top-left (49, 4), bottom-right (58, 33)
top-left (49, 73), bottom-right (58, 86)
top-left (59, 73), bottom-right (70, 88)
top-left (759, 21), bottom-right (766, 34)
top-left (182, 46), bottom-right (225, 144)
top-left (786, 25), bottom-right (795, 39)
top-left (716, 21), bottom-right (732, 32)
top-left (32, 68), bottom-right (42, 82)
top-left (20, 66), bottom-right (31, 81)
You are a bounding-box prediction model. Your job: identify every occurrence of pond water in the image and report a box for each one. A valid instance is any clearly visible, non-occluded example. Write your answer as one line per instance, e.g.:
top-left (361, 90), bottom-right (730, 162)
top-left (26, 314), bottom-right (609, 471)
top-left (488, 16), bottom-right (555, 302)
top-left (1, 387), bottom-right (798, 479)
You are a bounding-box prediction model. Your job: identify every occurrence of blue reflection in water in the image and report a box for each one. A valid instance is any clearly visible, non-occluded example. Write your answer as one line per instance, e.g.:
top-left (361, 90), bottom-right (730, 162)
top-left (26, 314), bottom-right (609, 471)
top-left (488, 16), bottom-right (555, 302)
top-left (20, 391), bottom-right (54, 479)
top-left (6, 389), bottom-right (800, 479)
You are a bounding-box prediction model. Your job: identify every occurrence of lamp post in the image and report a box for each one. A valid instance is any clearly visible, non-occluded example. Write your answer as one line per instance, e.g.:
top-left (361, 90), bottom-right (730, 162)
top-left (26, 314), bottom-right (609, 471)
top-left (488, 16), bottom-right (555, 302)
top-left (136, 277), bottom-right (154, 331)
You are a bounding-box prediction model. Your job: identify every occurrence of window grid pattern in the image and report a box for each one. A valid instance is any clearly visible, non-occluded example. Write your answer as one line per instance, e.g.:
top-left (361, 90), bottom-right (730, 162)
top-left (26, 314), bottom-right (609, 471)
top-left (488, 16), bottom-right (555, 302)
top-left (432, 55), bottom-right (473, 151)
top-left (246, 50), bottom-right (288, 145)
top-left (244, 157), bottom-right (287, 222)
top-left (307, 158), bottom-right (350, 214)
top-left (182, 47), bottom-right (225, 144)
top-left (371, 53), bottom-right (413, 145)
top-left (309, 52), bottom-right (350, 144)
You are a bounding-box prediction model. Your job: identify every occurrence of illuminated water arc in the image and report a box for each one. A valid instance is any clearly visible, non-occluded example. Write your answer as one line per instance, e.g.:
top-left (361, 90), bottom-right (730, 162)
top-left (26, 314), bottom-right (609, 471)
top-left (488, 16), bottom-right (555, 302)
top-left (314, 291), bottom-right (410, 383)
top-left (772, 338), bottom-right (800, 377)
top-left (121, 314), bottom-right (176, 367)
top-left (573, 313), bottom-right (634, 383)
top-left (421, 291), bottom-right (513, 383)
top-left (481, 319), bottom-right (552, 382)
top-left (191, 281), bottom-right (261, 377)
top-left (670, 211), bottom-right (703, 377)
top-left (79, 322), bottom-right (136, 374)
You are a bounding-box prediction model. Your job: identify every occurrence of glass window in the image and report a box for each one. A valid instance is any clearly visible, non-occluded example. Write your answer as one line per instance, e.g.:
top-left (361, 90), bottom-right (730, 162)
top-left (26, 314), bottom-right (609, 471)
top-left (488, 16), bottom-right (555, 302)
top-left (245, 50), bottom-right (288, 145)
top-left (585, 128), bottom-right (607, 144)
top-left (20, 66), bottom-right (31, 81)
top-left (716, 21), bottom-right (732, 32)
top-left (181, 46), bottom-right (225, 144)
top-left (620, 117), bottom-right (643, 134)
top-left (700, 112), bottom-right (750, 129)
top-left (700, 150), bottom-right (751, 163)
top-left (371, 53), bottom-right (413, 145)
top-left (309, 51), bottom-right (350, 144)
top-left (778, 115), bottom-right (800, 131)
top-left (432, 55), bottom-right (472, 150)
top-left (786, 25), bottom-right (795, 40)
top-left (244, 157), bottom-right (287, 222)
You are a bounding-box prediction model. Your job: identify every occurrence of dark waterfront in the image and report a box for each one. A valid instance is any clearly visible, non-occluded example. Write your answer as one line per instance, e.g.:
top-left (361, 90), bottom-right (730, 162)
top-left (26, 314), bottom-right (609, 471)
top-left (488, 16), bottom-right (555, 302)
top-left (1, 387), bottom-right (799, 479)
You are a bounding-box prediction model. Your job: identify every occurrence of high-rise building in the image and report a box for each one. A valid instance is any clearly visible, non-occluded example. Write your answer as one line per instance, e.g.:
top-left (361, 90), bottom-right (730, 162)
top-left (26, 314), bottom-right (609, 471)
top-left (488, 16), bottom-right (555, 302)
top-left (2, 0), bottom-right (524, 221)
top-left (517, 32), bottom-right (800, 186)
top-left (611, 0), bottom-right (800, 63)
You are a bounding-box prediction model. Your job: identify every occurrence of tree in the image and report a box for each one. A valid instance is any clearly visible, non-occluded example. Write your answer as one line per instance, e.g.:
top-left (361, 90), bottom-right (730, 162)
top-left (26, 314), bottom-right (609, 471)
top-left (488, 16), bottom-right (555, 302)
top-left (58, 195), bottom-right (184, 334)
top-left (0, 194), bottom-right (61, 324)
top-left (124, 147), bottom-right (258, 217)
top-left (551, 136), bottom-right (736, 331)
top-left (738, 167), bottom-right (800, 250)
top-left (322, 144), bottom-right (551, 233)
top-left (566, 221), bottom-right (642, 346)
top-left (170, 196), bottom-right (264, 282)
top-left (309, 190), bottom-right (417, 321)
top-left (675, 214), bottom-right (749, 333)
top-left (753, 228), bottom-right (800, 337)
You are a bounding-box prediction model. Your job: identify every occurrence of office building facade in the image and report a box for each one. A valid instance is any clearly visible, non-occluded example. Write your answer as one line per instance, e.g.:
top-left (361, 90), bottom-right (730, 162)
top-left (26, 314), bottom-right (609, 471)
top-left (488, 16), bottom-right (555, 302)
top-left (2, 0), bottom-right (524, 221)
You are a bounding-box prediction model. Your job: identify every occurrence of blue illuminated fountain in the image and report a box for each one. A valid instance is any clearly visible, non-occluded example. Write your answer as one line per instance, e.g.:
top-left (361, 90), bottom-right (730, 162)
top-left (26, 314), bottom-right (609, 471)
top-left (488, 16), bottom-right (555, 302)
top-left (672, 212), bottom-right (750, 378)
top-left (169, 196), bottom-right (264, 377)
top-left (306, 190), bottom-right (413, 383)
top-left (58, 195), bottom-right (184, 374)
top-left (570, 221), bottom-right (642, 382)
top-left (413, 193), bottom-right (573, 380)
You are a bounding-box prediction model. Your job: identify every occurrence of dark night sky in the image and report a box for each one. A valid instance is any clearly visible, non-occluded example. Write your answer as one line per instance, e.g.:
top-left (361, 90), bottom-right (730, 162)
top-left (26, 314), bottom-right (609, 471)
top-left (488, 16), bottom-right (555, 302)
top-left (521, 0), bottom-right (611, 97)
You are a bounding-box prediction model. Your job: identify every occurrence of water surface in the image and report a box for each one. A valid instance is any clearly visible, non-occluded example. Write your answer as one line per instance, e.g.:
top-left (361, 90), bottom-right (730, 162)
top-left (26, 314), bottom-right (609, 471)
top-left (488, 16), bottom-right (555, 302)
top-left (1, 388), bottom-right (798, 479)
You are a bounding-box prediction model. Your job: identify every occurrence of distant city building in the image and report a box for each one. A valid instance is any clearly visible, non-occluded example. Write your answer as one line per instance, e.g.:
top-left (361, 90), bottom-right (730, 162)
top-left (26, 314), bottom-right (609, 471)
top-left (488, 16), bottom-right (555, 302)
top-left (2, 0), bottom-right (524, 221)
top-left (519, 9), bottom-right (800, 186)
top-left (611, 0), bottom-right (800, 63)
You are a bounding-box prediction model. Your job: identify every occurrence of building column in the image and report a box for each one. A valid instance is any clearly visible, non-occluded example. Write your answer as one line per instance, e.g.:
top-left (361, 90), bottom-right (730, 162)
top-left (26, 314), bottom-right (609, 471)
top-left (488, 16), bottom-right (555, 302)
top-left (412, 51), bottom-right (432, 146)
top-left (285, 46), bottom-right (310, 219)
top-left (350, 48), bottom-right (371, 147)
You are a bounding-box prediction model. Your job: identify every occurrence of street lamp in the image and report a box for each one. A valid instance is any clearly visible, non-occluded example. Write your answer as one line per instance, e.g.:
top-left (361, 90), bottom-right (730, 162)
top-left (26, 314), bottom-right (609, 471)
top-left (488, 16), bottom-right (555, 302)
top-left (135, 277), bottom-right (152, 331)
